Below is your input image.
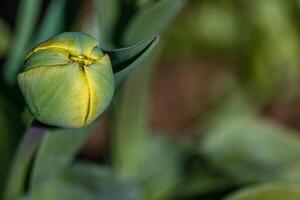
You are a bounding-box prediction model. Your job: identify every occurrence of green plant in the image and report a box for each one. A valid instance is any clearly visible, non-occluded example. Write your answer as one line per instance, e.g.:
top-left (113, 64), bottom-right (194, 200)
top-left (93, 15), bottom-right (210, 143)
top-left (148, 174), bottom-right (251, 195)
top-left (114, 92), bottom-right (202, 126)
top-left (2, 0), bottom-right (300, 200)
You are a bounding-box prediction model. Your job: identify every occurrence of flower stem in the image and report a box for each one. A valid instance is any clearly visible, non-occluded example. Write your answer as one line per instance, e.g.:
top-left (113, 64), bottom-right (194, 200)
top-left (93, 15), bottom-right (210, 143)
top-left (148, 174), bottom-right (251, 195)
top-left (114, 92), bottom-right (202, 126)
top-left (4, 120), bottom-right (48, 200)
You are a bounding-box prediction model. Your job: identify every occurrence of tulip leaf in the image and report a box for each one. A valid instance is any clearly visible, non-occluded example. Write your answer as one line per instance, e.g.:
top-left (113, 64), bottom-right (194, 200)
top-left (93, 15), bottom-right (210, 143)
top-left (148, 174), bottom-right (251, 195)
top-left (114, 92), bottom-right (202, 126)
top-left (280, 161), bottom-right (300, 183)
top-left (112, 62), bottom-right (182, 200)
top-left (4, 0), bottom-right (43, 85)
top-left (200, 116), bottom-right (300, 183)
top-left (33, 0), bottom-right (66, 45)
top-left (123, 0), bottom-right (184, 44)
top-left (176, 163), bottom-right (237, 199)
top-left (0, 94), bottom-right (23, 197)
top-left (112, 66), bottom-right (152, 171)
top-left (6, 121), bottom-right (98, 200)
top-left (4, 122), bottom-right (47, 200)
top-left (103, 36), bottom-right (159, 84)
top-left (96, 0), bottom-right (119, 48)
top-left (30, 124), bottom-right (96, 189)
top-left (23, 163), bottom-right (141, 200)
top-left (224, 183), bottom-right (300, 200)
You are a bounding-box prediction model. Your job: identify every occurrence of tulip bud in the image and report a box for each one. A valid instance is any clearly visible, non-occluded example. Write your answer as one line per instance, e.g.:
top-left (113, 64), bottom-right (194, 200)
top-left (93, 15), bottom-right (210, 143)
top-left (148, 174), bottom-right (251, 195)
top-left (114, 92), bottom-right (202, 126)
top-left (18, 32), bottom-right (114, 128)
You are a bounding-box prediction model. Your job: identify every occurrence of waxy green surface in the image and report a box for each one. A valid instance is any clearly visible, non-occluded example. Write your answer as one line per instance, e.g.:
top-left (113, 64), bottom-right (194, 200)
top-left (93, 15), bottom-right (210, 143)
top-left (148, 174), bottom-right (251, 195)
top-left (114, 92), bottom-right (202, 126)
top-left (18, 32), bottom-right (114, 128)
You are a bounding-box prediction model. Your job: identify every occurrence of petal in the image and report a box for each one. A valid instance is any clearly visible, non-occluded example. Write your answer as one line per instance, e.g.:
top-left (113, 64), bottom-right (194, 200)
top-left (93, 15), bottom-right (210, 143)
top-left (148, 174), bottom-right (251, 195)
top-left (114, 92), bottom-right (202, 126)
top-left (24, 48), bottom-right (69, 70)
top-left (27, 32), bottom-right (99, 58)
top-left (83, 55), bottom-right (114, 124)
top-left (18, 63), bottom-right (89, 128)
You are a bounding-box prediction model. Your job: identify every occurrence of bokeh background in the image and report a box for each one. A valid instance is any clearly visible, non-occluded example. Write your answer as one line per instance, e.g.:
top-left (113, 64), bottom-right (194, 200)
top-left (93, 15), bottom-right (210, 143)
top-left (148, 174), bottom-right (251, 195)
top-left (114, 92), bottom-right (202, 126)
top-left (2, 0), bottom-right (300, 199)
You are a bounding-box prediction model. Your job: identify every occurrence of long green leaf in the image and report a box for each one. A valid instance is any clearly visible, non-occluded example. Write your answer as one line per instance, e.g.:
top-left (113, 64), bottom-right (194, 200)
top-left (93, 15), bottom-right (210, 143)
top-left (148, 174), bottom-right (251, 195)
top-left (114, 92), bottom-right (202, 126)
top-left (200, 116), bottom-right (300, 183)
top-left (33, 0), bottom-right (66, 45)
top-left (6, 121), bottom-right (96, 199)
top-left (96, 0), bottom-right (119, 48)
top-left (112, 57), bottom-right (182, 200)
top-left (103, 36), bottom-right (159, 84)
top-left (30, 124), bottom-right (96, 188)
top-left (123, 0), bottom-right (184, 44)
top-left (4, 0), bottom-right (43, 85)
top-left (0, 94), bottom-right (23, 198)
top-left (112, 63), bottom-right (153, 174)
top-left (4, 122), bottom-right (46, 200)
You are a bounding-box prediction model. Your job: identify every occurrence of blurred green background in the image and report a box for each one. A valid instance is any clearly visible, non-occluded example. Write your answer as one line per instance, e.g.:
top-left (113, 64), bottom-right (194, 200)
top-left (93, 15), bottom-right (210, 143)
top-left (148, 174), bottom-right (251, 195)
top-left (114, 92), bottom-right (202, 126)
top-left (2, 0), bottom-right (300, 199)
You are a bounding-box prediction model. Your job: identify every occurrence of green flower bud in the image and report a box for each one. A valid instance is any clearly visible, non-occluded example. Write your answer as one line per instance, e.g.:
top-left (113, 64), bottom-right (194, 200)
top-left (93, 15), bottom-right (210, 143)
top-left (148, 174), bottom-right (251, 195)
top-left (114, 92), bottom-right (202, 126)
top-left (18, 32), bottom-right (114, 128)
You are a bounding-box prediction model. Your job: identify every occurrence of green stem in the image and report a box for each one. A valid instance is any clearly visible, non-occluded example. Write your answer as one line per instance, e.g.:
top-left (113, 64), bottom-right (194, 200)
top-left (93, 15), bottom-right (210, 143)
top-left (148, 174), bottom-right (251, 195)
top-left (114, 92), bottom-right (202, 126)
top-left (4, 121), bottom-right (47, 200)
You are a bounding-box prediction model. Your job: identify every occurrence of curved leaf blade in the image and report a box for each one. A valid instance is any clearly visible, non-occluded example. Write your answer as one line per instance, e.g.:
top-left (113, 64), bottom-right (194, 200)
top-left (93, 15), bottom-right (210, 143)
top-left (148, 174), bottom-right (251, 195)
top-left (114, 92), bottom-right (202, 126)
top-left (200, 117), bottom-right (300, 183)
top-left (96, 0), bottom-right (119, 48)
top-left (111, 57), bottom-right (182, 200)
top-left (0, 94), bottom-right (23, 198)
top-left (102, 36), bottom-right (159, 84)
top-left (4, 122), bottom-right (45, 200)
top-left (30, 124), bottom-right (96, 189)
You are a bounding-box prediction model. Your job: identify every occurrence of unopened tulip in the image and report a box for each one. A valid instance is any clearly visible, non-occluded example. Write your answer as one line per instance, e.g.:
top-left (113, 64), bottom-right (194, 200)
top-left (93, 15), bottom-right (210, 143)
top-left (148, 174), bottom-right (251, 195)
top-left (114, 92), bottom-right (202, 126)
top-left (18, 32), bottom-right (114, 128)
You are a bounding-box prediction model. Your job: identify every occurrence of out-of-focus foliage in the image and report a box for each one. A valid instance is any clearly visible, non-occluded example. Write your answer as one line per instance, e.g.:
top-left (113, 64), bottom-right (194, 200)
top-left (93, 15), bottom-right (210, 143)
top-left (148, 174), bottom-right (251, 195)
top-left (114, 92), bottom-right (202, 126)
top-left (21, 163), bottom-right (141, 200)
top-left (224, 183), bottom-right (300, 200)
top-left (112, 65), bottom-right (183, 200)
top-left (30, 125), bottom-right (96, 188)
top-left (201, 115), bottom-right (300, 183)
top-left (166, 0), bottom-right (300, 103)
top-left (3, 0), bottom-right (43, 84)
top-left (0, 94), bottom-right (23, 195)
top-left (0, 18), bottom-right (10, 57)
top-left (33, 0), bottom-right (66, 45)
top-left (161, 0), bottom-right (300, 198)
top-left (105, 36), bottom-right (159, 84)
top-left (122, 0), bottom-right (184, 44)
